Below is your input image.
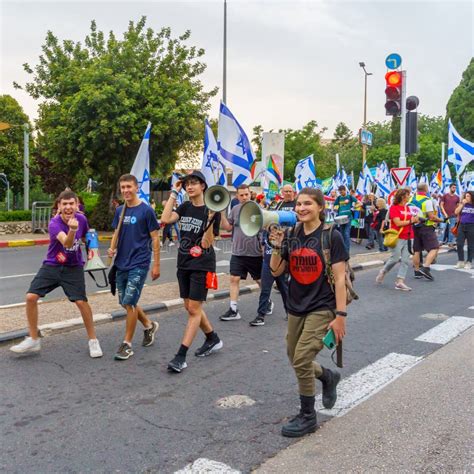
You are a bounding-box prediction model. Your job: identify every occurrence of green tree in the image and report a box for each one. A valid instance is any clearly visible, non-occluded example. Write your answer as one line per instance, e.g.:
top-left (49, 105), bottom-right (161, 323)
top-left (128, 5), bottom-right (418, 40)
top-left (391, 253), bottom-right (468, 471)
top-left (333, 122), bottom-right (352, 146)
top-left (0, 95), bottom-right (34, 203)
top-left (446, 58), bottom-right (474, 140)
top-left (16, 17), bottom-right (217, 229)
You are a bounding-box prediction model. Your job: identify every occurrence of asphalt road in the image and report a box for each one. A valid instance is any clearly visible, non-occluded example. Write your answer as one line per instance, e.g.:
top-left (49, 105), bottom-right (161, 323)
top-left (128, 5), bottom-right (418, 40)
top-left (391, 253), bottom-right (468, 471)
top-left (1, 252), bottom-right (472, 473)
top-left (0, 239), bottom-right (378, 306)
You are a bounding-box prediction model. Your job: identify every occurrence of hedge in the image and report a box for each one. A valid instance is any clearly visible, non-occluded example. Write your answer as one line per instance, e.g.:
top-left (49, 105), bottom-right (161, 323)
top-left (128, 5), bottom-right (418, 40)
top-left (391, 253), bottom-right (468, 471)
top-left (0, 210), bottom-right (33, 222)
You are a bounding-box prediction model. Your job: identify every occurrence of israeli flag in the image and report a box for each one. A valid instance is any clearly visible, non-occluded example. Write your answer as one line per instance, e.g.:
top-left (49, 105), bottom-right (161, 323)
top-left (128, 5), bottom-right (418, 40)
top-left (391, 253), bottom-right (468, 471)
top-left (407, 166), bottom-right (417, 193)
top-left (294, 154), bottom-right (318, 191)
top-left (201, 120), bottom-right (226, 187)
top-left (442, 160), bottom-right (453, 193)
top-left (217, 102), bottom-right (255, 187)
top-left (355, 172), bottom-right (366, 198)
top-left (462, 171), bottom-right (474, 191)
top-left (375, 161), bottom-right (393, 198)
top-left (448, 119), bottom-right (474, 175)
top-left (130, 122), bottom-right (151, 205)
top-left (363, 162), bottom-right (374, 184)
top-left (429, 171), bottom-right (440, 195)
top-left (419, 173), bottom-right (428, 185)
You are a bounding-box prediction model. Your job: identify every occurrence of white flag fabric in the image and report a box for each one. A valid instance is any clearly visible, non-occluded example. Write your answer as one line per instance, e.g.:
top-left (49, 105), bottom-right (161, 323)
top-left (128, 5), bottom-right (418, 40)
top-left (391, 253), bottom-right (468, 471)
top-left (363, 162), bottom-right (374, 185)
top-left (294, 154), bottom-right (317, 191)
top-left (448, 119), bottom-right (474, 175)
top-left (375, 161), bottom-right (393, 198)
top-left (201, 120), bottom-right (226, 187)
top-left (407, 166), bottom-right (417, 193)
top-left (441, 160), bottom-right (453, 193)
top-left (217, 102), bottom-right (255, 187)
top-left (355, 172), bottom-right (366, 198)
top-left (130, 122), bottom-right (152, 205)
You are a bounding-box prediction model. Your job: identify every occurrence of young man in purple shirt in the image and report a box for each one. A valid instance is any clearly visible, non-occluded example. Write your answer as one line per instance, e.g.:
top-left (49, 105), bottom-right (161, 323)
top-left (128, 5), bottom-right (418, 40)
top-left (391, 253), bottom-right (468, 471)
top-left (10, 190), bottom-right (103, 358)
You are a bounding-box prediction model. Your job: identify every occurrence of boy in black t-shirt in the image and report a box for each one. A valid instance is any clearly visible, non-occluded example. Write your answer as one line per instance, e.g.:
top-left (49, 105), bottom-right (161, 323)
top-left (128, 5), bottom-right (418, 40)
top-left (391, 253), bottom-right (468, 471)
top-left (161, 170), bottom-right (223, 373)
top-left (270, 187), bottom-right (348, 438)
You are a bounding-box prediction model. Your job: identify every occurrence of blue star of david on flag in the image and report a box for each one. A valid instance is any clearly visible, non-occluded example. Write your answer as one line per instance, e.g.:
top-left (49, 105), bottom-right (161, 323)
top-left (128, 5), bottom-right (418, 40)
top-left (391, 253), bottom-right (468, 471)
top-left (130, 122), bottom-right (151, 205)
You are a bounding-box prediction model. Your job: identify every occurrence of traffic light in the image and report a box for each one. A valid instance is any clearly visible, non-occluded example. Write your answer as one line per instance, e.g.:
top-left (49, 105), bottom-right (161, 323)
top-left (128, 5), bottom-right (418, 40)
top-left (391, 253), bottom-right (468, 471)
top-left (405, 95), bottom-right (420, 154)
top-left (385, 71), bottom-right (402, 116)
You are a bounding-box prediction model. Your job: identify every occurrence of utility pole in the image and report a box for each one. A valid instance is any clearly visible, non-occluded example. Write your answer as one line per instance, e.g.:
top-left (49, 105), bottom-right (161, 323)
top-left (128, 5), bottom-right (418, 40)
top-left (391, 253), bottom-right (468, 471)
top-left (23, 123), bottom-right (29, 210)
top-left (359, 62), bottom-right (372, 165)
top-left (399, 70), bottom-right (407, 167)
top-left (223, 0), bottom-right (227, 104)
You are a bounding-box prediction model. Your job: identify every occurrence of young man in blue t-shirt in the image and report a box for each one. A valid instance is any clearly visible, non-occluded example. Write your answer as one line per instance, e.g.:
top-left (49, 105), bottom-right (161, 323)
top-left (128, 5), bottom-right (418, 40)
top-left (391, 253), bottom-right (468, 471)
top-left (108, 174), bottom-right (161, 360)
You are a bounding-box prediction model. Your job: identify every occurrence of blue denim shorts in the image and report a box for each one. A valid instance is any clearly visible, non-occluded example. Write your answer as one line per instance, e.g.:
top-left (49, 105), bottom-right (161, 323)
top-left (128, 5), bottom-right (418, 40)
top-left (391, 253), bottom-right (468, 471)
top-left (116, 267), bottom-right (148, 307)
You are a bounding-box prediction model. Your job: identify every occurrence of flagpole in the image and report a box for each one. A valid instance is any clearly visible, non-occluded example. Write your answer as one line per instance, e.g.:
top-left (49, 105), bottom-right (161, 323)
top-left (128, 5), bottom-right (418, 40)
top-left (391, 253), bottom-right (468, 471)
top-left (335, 153), bottom-right (340, 172)
top-left (223, 0), bottom-right (227, 104)
top-left (441, 142), bottom-right (445, 170)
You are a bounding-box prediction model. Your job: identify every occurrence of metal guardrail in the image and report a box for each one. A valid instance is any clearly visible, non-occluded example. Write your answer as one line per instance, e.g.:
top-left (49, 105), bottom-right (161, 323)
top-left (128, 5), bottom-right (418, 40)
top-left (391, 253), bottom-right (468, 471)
top-left (32, 201), bottom-right (53, 234)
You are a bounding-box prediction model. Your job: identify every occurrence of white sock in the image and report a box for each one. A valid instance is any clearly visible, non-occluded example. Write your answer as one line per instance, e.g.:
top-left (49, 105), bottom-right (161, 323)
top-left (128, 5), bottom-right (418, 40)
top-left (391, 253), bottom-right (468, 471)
top-left (230, 301), bottom-right (238, 312)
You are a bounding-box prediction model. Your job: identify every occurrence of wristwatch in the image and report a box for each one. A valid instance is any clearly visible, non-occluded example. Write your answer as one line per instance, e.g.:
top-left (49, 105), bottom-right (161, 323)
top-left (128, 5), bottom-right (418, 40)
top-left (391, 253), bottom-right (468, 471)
top-left (336, 311), bottom-right (347, 317)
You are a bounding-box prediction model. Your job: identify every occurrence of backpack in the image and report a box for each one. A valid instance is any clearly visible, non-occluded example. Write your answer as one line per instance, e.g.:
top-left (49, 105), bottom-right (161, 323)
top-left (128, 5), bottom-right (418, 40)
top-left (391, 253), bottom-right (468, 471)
top-left (291, 223), bottom-right (359, 305)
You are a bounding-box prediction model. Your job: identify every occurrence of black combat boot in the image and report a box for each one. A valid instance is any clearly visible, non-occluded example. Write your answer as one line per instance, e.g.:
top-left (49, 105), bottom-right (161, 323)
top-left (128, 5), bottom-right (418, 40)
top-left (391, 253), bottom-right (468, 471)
top-left (281, 395), bottom-right (317, 438)
top-left (317, 366), bottom-right (341, 409)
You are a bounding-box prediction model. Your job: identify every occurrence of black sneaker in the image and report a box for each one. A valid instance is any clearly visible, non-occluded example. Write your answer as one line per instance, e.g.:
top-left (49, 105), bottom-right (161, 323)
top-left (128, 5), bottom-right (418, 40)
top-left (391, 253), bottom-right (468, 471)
top-left (419, 266), bottom-right (434, 281)
top-left (414, 270), bottom-right (423, 279)
top-left (265, 300), bottom-right (274, 315)
top-left (194, 337), bottom-right (223, 357)
top-left (167, 355), bottom-right (188, 373)
top-left (219, 308), bottom-right (241, 321)
top-left (142, 321), bottom-right (159, 347)
top-left (114, 342), bottom-right (134, 360)
top-left (281, 412), bottom-right (317, 438)
top-left (249, 315), bottom-right (265, 326)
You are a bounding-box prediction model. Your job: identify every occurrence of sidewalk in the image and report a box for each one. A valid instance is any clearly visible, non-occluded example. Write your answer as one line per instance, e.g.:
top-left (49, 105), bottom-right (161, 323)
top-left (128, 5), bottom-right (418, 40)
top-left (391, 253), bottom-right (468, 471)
top-left (0, 232), bottom-right (113, 247)
top-left (256, 327), bottom-right (474, 473)
top-left (0, 251), bottom-right (386, 341)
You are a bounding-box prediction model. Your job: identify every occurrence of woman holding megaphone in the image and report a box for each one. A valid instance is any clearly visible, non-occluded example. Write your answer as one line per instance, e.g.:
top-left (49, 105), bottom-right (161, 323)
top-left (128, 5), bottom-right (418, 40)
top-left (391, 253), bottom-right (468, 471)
top-left (269, 187), bottom-right (349, 438)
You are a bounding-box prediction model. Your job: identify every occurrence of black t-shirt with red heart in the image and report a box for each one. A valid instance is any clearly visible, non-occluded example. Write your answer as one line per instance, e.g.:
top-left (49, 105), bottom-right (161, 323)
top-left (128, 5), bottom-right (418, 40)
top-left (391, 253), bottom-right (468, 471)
top-left (175, 201), bottom-right (221, 272)
top-left (281, 223), bottom-right (348, 317)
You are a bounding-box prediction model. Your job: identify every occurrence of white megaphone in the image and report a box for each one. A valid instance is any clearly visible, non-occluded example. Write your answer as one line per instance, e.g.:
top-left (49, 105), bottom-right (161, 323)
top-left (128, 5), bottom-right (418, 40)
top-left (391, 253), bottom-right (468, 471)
top-left (84, 229), bottom-right (108, 288)
top-left (204, 185), bottom-right (231, 212)
top-left (238, 200), bottom-right (298, 237)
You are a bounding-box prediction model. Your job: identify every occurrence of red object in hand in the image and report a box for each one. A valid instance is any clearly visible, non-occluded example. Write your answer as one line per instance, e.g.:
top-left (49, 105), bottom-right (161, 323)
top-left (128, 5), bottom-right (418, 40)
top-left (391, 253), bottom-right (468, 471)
top-left (206, 272), bottom-right (218, 290)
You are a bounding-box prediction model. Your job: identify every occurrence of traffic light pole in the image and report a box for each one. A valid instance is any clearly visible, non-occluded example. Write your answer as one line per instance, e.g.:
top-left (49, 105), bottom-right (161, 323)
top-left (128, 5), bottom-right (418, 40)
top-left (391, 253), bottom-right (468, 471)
top-left (399, 70), bottom-right (407, 168)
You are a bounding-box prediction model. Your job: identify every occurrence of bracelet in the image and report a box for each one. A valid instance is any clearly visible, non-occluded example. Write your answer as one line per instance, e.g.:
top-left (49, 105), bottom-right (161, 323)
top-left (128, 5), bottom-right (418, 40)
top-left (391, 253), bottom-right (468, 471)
top-left (272, 249), bottom-right (282, 256)
top-left (170, 190), bottom-right (178, 199)
top-left (336, 311), bottom-right (347, 317)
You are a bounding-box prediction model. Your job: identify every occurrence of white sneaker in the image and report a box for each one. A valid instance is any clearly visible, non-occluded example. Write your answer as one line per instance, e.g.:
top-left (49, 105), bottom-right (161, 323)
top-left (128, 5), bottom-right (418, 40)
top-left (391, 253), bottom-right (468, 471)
top-left (88, 339), bottom-right (103, 358)
top-left (169, 242), bottom-right (175, 247)
top-left (10, 337), bottom-right (41, 354)
top-left (465, 262), bottom-right (472, 270)
top-left (395, 281), bottom-right (412, 291)
top-left (455, 261), bottom-right (465, 269)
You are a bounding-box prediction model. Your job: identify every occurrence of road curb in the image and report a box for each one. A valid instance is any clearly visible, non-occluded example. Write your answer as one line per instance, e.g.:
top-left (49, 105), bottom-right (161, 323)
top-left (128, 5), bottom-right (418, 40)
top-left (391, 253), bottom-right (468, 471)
top-left (0, 259), bottom-right (386, 344)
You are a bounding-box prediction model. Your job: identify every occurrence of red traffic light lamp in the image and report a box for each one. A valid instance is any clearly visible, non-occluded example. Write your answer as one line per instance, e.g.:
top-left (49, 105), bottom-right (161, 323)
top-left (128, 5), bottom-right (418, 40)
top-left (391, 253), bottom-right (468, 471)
top-left (384, 71), bottom-right (403, 116)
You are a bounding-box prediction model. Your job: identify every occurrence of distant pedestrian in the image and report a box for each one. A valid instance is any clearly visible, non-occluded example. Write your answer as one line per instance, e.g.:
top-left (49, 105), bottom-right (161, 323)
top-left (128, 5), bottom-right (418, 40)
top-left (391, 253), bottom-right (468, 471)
top-left (334, 185), bottom-right (357, 253)
top-left (409, 183), bottom-right (444, 281)
top-left (363, 193), bottom-right (376, 249)
top-left (440, 183), bottom-right (460, 247)
top-left (376, 188), bottom-right (419, 291)
top-left (454, 191), bottom-right (474, 269)
top-left (374, 198), bottom-right (388, 252)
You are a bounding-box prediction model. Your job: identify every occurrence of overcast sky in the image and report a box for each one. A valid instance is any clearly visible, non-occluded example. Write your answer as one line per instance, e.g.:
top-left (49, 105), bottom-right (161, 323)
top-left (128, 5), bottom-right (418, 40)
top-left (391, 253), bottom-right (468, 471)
top-left (1, 0), bottom-right (473, 139)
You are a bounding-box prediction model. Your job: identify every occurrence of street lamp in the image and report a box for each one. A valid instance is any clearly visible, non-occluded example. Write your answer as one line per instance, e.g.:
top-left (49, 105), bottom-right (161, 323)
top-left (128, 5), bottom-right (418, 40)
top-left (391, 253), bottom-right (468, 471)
top-left (359, 62), bottom-right (373, 165)
top-left (0, 173), bottom-right (10, 211)
top-left (223, 0), bottom-right (227, 104)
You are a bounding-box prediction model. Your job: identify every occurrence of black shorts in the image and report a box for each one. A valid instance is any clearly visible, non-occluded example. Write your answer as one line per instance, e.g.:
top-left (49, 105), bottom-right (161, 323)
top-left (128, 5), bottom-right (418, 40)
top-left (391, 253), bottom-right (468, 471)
top-left (28, 264), bottom-right (88, 302)
top-left (177, 269), bottom-right (208, 302)
top-left (230, 255), bottom-right (263, 280)
top-left (413, 225), bottom-right (440, 252)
